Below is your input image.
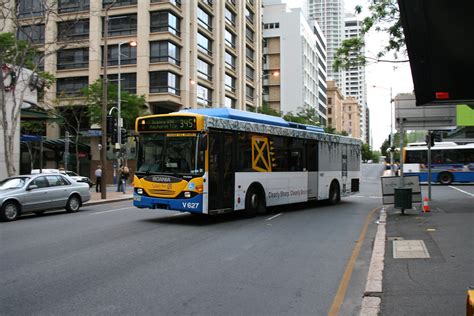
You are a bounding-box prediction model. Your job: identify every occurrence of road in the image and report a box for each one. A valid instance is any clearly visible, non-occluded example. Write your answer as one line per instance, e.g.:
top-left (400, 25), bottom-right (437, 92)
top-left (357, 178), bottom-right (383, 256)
top-left (1, 164), bottom-right (385, 315)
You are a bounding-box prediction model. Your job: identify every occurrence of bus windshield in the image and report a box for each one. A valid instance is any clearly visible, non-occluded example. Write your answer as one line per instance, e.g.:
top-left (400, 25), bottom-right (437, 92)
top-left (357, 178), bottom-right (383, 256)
top-left (137, 134), bottom-right (204, 176)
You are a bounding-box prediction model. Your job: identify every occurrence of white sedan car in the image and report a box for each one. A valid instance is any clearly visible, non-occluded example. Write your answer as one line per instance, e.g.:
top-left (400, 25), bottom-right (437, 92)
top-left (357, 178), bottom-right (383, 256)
top-left (0, 174), bottom-right (91, 222)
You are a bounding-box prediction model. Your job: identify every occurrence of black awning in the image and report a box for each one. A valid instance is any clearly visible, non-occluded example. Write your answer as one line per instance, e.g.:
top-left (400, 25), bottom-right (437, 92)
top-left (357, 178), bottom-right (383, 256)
top-left (398, 0), bottom-right (474, 106)
top-left (42, 139), bottom-right (90, 153)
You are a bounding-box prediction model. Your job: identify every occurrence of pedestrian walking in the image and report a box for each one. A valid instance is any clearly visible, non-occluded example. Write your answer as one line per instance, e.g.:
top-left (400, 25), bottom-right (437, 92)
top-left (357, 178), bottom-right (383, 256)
top-left (95, 165), bottom-right (102, 193)
top-left (121, 165), bottom-right (130, 193)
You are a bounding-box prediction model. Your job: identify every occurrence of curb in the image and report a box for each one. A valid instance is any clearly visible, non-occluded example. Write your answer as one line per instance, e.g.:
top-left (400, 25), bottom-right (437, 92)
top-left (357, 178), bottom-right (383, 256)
top-left (360, 208), bottom-right (386, 316)
top-left (85, 196), bottom-right (133, 206)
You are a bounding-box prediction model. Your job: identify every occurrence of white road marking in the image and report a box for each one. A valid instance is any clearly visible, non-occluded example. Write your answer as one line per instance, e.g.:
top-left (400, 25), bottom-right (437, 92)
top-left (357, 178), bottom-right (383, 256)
top-left (266, 213), bottom-right (282, 221)
top-left (91, 207), bottom-right (135, 215)
top-left (448, 186), bottom-right (474, 197)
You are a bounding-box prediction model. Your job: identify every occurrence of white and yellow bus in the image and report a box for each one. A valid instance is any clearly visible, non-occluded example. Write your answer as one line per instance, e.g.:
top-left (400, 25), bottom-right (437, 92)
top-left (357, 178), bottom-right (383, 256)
top-left (133, 109), bottom-right (361, 216)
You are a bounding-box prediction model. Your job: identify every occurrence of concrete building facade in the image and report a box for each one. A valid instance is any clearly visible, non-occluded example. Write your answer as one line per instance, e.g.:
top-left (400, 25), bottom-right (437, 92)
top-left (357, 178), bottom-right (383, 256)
top-left (342, 96), bottom-right (361, 139)
top-left (307, 0), bottom-right (344, 91)
top-left (344, 13), bottom-right (367, 143)
top-left (326, 80), bottom-right (343, 132)
top-left (262, 0), bottom-right (327, 124)
top-left (14, 0), bottom-right (263, 120)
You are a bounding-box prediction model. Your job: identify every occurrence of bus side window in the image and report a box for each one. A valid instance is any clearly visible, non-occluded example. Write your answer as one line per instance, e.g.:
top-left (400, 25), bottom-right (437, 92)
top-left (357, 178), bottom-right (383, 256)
top-left (306, 140), bottom-right (318, 171)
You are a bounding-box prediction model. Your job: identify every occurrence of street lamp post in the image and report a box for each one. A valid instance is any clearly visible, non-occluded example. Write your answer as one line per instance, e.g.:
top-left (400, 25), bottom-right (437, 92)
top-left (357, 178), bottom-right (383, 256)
top-left (372, 85), bottom-right (395, 175)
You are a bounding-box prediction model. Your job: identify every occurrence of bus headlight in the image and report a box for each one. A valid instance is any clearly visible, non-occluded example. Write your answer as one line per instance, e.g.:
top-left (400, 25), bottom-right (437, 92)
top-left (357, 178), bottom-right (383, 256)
top-left (137, 188), bottom-right (143, 195)
top-left (184, 192), bottom-right (191, 198)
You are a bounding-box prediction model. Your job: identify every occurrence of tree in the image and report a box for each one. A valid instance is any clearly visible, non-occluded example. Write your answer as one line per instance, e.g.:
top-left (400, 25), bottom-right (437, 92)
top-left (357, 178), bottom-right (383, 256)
top-left (361, 143), bottom-right (372, 162)
top-left (256, 102), bottom-right (281, 117)
top-left (1, 1), bottom-right (84, 176)
top-left (333, 0), bottom-right (408, 71)
top-left (283, 106), bottom-right (321, 126)
top-left (83, 79), bottom-right (147, 130)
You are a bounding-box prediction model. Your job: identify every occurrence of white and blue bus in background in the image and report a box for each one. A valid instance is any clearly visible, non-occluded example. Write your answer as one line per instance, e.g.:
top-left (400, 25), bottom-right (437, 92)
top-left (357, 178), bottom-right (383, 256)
top-left (404, 142), bottom-right (474, 184)
top-left (133, 109), bottom-right (361, 216)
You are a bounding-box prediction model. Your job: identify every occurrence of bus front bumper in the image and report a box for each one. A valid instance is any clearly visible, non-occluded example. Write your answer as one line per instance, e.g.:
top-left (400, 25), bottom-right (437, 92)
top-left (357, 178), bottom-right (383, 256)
top-left (133, 194), bottom-right (203, 213)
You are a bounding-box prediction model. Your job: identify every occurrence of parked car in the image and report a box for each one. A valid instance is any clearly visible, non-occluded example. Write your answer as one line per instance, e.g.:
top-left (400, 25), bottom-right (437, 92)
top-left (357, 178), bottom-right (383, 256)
top-left (0, 174), bottom-right (91, 222)
top-left (31, 169), bottom-right (93, 188)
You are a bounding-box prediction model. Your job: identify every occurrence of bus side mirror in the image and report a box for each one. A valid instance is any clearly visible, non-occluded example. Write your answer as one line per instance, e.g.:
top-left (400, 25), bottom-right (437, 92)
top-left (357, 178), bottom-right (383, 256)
top-left (199, 134), bottom-right (208, 151)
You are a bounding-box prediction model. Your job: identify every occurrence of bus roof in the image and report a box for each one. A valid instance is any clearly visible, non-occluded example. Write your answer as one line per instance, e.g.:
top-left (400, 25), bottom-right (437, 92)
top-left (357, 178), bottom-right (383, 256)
top-left (405, 142), bottom-right (474, 150)
top-left (180, 108), bottom-right (325, 133)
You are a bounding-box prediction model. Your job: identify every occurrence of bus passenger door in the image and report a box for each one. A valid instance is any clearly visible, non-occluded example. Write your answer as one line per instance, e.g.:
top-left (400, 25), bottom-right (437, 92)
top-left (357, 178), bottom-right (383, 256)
top-left (306, 140), bottom-right (318, 199)
top-left (208, 131), bottom-right (235, 211)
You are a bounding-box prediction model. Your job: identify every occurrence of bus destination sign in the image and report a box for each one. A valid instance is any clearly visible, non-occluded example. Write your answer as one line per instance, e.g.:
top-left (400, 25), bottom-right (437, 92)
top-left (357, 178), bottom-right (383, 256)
top-left (138, 116), bottom-right (197, 132)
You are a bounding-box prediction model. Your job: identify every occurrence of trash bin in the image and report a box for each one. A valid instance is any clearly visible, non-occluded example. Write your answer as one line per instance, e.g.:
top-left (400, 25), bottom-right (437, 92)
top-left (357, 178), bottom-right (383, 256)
top-left (394, 188), bottom-right (412, 209)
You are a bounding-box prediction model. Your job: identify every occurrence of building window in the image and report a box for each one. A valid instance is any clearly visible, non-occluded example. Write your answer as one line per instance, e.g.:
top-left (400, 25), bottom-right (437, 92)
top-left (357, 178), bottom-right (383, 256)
top-left (225, 74), bottom-right (235, 92)
top-left (17, 24), bottom-right (45, 44)
top-left (57, 77), bottom-right (88, 97)
top-left (58, 0), bottom-right (89, 13)
top-left (224, 29), bottom-right (236, 48)
top-left (224, 6), bottom-right (236, 25)
top-left (225, 51), bottom-right (236, 69)
top-left (149, 71), bottom-right (180, 95)
top-left (225, 96), bottom-right (236, 109)
top-left (17, 0), bottom-right (44, 18)
top-left (150, 41), bottom-right (180, 65)
top-left (103, 14), bottom-right (137, 36)
top-left (57, 19), bottom-right (89, 41)
top-left (328, 108), bottom-right (332, 115)
top-left (107, 73), bottom-right (137, 94)
top-left (197, 84), bottom-right (212, 107)
top-left (57, 48), bottom-right (89, 70)
top-left (328, 97), bottom-right (332, 105)
top-left (102, 44), bottom-right (137, 66)
top-left (246, 46), bottom-right (254, 61)
top-left (245, 65), bottom-right (254, 80)
top-left (197, 58), bottom-right (212, 81)
top-left (151, 0), bottom-right (181, 5)
top-left (246, 85), bottom-right (254, 101)
top-left (103, 0), bottom-right (137, 8)
top-left (197, 6), bottom-right (212, 31)
top-left (245, 7), bottom-right (254, 24)
top-left (197, 32), bottom-right (212, 56)
top-left (246, 27), bottom-right (254, 41)
top-left (150, 11), bottom-right (180, 36)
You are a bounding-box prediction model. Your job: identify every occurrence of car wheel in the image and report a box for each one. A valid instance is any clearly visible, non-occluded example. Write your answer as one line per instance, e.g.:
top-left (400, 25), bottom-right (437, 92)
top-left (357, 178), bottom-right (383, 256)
top-left (327, 181), bottom-right (341, 205)
top-left (66, 195), bottom-right (81, 213)
top-left (34, 211), bottom-right (45, 216)
top-left (438, 172), bottom-right (453, 185)
top-left (245, 186), bottom-right (266, 217)
top-left (1, 201), bottom-right (20, 222)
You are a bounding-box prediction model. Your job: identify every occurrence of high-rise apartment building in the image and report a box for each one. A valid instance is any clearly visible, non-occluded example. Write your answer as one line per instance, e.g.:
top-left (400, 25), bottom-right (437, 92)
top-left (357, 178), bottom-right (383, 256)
top-left (344, 13), bottom-right (367, 143)
top-left (262, 0), bottom-right (327, 125)
top-left (307, 0), bottom-right (344, 91)
top-left (14, 0), bottom-right (262, 133)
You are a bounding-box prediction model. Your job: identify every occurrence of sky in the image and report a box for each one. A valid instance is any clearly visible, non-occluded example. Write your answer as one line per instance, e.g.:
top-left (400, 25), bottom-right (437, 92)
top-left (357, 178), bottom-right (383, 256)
top-left (344, 0), bottom-right (414, 150)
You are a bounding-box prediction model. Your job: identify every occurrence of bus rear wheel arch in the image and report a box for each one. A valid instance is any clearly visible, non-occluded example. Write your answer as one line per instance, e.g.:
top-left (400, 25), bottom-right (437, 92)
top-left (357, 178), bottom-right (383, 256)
top-left (244, 183), bottom-right (266, 217)
top-left (327, 180), bottom-right (341, 205)
top-left (438, 171), bottom-right (453, 185)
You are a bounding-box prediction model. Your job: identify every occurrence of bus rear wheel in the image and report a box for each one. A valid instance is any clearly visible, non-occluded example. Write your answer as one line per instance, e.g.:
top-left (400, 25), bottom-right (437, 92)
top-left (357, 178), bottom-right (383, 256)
top-left (245, 186), bottom-right (266, 217)
top-left (438, 172), bottom-right (453, 185)
top-left (328, 181), bottom-right (341, 205)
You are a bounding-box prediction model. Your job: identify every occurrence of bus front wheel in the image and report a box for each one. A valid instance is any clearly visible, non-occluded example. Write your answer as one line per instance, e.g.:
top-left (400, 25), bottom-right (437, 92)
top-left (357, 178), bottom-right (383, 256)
top-left (245, 186), bottom-right (266, 217)
top-left (438, 172), bottom-right (453, 185)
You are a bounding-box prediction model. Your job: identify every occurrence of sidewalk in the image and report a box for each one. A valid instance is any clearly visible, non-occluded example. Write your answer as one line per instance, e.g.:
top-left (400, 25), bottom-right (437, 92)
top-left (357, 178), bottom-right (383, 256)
top-left (86, 184), bottom-right (133, 205)
top-left (367, 183), bottom-right (473, 315)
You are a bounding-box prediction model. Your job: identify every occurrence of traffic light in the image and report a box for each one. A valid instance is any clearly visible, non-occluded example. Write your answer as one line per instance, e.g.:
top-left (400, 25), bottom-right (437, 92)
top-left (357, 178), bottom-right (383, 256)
top-left (111, 129), bottom-right (118, 145)
top-left (121, 128), bottom-right (128, 144)
top-left (433, 132), bottom-right (442, 142)
top-left (106, 115), bottom-right (116, 137)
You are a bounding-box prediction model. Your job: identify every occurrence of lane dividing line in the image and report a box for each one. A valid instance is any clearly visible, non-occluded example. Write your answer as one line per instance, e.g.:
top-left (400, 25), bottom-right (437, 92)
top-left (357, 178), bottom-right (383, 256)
top-left (91, 207), bottom-right (135, 215)
top-left (448, 185), bottom-right (474, 197)
top-left (328, 206), bottom-right (380, 316)
top-left (266, 213), bottom-right (282, 221)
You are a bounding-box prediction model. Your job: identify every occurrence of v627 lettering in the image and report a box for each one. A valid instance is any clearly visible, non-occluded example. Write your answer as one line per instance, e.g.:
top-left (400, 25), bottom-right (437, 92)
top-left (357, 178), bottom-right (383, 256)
top-left (182, 202), bottom-right (199, 209)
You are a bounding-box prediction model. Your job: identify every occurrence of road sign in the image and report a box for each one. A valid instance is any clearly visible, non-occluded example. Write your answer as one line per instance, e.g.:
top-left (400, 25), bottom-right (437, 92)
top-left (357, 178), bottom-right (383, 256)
top-left (394, 94), bottom-right (456, 130)
top-left (381, 175), bottom-right (422, 205)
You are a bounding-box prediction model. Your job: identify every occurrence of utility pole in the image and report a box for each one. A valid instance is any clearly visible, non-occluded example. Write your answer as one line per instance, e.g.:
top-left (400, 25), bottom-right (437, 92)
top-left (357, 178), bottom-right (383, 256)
top-left (101, 0), bottom-right (117, 199)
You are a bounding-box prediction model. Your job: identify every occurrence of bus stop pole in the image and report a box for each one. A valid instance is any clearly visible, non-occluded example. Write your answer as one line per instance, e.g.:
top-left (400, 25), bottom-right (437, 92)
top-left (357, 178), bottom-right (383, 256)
top-left (399, 121), bottom-right (404, 189)
top-left (428, 132), bottom-right (432, 200)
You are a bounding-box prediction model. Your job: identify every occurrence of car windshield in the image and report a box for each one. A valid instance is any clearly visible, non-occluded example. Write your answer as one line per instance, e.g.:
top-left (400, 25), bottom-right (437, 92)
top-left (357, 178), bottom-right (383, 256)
top-left (137, 133), bottom-right (204, 175)
top-left (0, 177), bottom-right (29, 190)
top-left (65, 171), bottom-right (78, 177)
